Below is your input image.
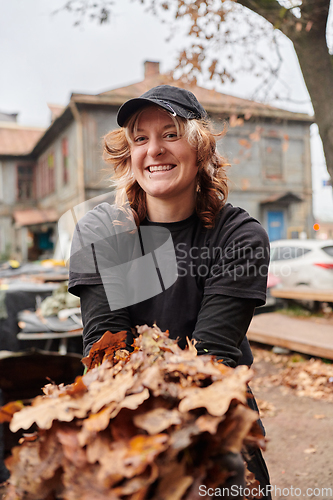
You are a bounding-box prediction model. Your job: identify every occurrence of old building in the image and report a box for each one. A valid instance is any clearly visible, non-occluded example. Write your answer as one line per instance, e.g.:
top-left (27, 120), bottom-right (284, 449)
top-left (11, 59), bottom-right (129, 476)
top-left (0, 117), bottom-right (46, 260)
top-left (0, 61), bottom-right (314, 261)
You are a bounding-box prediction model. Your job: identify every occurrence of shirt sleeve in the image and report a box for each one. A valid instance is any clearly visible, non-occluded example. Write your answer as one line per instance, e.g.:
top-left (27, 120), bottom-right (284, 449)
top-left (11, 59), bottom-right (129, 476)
top-left (78, 284), bottom-right (134, 357)
top-left (204, 220), bottom-right (270, 306)
top-left (192, 293), bottom-right (257, 368)
top-left (68, 202), bottom-right (140, 296)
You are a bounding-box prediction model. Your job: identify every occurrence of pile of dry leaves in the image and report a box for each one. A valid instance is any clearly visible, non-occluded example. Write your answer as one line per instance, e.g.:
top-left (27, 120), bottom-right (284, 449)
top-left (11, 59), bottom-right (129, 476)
top-left (0, 326), bottom-right (265, 500)
top-left (252, 348), bottom-right (333, 403)
top-left (269, 358), bottom-right (333, 402)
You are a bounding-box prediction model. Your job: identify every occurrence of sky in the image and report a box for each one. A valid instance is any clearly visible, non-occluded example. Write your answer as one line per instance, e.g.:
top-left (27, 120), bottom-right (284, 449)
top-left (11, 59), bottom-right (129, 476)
top-left (0, 0), bottom-right (332, 221)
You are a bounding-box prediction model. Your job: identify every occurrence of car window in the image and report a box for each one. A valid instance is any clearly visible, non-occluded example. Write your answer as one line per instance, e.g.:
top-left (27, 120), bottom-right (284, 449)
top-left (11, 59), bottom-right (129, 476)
top-left (322, 245), bottom-right (333, 257)
top-left (270, 248), bottom-right (277, 261)
top-left (295, 247), bottom-right (311, 258)
top-left (270, 246), bottom-right (311, 261)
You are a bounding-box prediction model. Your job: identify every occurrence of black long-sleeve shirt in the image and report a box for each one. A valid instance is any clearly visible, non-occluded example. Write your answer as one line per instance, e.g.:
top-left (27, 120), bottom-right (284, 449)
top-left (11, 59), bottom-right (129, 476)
top-left (69, 202), bottom-right (269, 367)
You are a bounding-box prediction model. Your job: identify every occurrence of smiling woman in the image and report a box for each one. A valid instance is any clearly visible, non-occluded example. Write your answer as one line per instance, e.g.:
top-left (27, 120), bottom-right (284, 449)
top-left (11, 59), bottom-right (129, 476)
top-left (68, 84), bottom-right (272, 497)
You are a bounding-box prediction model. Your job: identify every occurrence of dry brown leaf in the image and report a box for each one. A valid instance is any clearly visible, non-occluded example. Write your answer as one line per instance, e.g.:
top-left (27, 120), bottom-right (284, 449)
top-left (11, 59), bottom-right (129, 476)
top-left (156, 461), bottom-right (193, 500)
top-left (282, 141), bottom-right (289, 152)
top-left (168, 422), bottom-right (201, 452)
top-left (134, 407), bottom-right (182, 435)
top-left (117, 389), bottom-right (150, 412)
top-left (82, 405), bottom-right (117, 434)
top-left (113, 463), bottom-right (158, 496)
top-left (56, 426), bottom-right (88, 468)
top-left (10, 394), bottom-right (82, 432)
top-left (229, 114), bottom-right (244, 128)
top-left (304, 447), bottom-right (316, 454)
top-left (0, 401), bottom-right (24, 423)
top-left (65, 375), bottom-right (87, 396)
top-left (18, 432), bottom-right (38, 444)
top-left (82, 330), bottom-right (127, 370)
top-left (125, 434), bottom-right (169, 469)
top-left (178, 365), bottom-right (251, 416)
top-left (238, 138), bottom-right (251, 149)
top-left (195, 414), bottom-right (223, 434)
top-left (4, 428), bottom-right (64, 499)
top-left (218, 405), bottom-right (259, 454)
top-left (256, 398), bottom-right (276, 418)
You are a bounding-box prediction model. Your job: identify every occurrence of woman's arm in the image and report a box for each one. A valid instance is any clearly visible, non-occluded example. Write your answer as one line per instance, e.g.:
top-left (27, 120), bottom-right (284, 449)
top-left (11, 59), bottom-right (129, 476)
top-left (192, 293), bottom-right (257, 368)
top-left (78, 284), bottom-right (134, 357)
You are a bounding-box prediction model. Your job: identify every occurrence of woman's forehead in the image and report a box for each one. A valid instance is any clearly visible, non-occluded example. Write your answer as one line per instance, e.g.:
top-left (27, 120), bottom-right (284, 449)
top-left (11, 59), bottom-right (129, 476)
top-left (136, 105), bottom-right (175, 127)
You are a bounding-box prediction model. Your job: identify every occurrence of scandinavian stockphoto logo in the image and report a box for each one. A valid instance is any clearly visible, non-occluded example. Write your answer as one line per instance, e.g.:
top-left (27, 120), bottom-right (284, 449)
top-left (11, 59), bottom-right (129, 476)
top-left (57, 192), bottom-right (178, 311)
top-left (175, 241), bottom-right (270, 280)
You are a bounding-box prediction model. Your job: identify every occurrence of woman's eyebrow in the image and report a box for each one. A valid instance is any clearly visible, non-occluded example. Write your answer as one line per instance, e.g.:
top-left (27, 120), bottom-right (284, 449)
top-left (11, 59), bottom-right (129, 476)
top-left (136, 124), bottom-right (176, 132)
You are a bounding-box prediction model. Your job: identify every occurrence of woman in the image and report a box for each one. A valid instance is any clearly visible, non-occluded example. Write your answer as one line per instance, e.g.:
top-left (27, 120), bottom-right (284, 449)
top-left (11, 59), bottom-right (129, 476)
top-left (69, 84), bottom-right (271, 496)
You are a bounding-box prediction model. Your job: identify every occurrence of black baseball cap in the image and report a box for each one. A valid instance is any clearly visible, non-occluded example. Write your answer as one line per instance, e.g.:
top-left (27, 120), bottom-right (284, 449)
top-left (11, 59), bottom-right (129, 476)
top-left (117, 84), bottom-right (208, 127)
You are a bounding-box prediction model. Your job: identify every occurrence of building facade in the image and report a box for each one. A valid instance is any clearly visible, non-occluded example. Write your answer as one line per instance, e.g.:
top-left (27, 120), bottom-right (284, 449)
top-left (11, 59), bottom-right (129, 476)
top-left (0, 61), bottom-right (314, 262)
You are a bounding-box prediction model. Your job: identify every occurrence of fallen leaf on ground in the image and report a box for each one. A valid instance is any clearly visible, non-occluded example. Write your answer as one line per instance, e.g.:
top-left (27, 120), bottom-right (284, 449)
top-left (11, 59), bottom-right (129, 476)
top-left (304, 447), bottom-right (316, 454)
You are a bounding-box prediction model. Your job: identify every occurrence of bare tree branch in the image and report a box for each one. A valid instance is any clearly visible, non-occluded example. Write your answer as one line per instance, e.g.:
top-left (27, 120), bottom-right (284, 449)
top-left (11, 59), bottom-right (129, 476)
top-left (51, 0), bottom-right (333, 180)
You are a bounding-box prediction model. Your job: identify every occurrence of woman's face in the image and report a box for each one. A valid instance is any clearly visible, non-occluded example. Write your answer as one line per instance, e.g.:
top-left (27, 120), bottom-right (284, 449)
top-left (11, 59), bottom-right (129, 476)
top-left (130, 106), bottom-right (198, 212)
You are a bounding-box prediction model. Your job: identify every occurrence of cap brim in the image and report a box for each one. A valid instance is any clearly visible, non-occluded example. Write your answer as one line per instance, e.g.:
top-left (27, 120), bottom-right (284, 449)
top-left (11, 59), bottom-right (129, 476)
top-left (117, 97), bottom-right (188, 127)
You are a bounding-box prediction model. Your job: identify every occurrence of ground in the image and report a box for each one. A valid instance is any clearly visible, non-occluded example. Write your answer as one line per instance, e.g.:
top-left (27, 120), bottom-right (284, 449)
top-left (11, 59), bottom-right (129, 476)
top-left (250, 343), bottom-right (333, 500)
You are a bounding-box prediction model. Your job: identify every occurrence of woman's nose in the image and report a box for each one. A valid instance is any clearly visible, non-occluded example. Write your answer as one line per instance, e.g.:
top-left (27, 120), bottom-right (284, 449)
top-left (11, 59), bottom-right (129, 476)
top-left (147, 139), bottom-right (164, 158)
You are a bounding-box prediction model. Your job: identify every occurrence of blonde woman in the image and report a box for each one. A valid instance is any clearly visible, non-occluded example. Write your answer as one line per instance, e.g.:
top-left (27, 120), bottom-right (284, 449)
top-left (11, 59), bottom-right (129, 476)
top-left (69, 85), bottom-right (271, 497)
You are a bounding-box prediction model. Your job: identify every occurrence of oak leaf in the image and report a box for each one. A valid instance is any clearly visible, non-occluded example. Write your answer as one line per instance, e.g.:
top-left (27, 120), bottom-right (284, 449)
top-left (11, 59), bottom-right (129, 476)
top-left (82, 330), bottom-right (127, 370)
top-left (134, 407), bottom-right (182, 435)
top-left (178, 365), bottom-right (252, 416)
top-left (0, 401), bottom-right (24, 423)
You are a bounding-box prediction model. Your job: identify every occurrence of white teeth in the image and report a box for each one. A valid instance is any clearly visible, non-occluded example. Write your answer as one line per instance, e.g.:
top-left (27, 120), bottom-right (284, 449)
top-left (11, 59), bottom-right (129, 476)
top-left (148, 165), bottom-right (174, 173)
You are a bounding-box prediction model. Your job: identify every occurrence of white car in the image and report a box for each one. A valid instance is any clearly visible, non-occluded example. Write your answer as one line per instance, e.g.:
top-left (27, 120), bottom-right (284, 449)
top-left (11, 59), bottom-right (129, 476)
top-left (269, 239), bottom-right (333, 289)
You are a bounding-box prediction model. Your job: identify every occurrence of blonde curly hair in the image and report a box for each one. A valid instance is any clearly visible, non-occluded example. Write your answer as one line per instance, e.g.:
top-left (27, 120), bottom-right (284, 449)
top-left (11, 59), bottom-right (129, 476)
top-left (103, 106), bottom-right (229, 228)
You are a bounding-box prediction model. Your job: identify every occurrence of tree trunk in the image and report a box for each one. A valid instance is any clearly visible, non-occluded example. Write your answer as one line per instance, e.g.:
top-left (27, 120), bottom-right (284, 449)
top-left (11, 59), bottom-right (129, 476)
top-left (287, 4), bottom-right (333, 182)
top-left (238, 0), bottom-right (333, 183)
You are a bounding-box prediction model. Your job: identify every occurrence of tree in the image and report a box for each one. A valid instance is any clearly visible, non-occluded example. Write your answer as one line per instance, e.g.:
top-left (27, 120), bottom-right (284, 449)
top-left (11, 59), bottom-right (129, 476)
top-left (55, 0), bottom-right (333, 183)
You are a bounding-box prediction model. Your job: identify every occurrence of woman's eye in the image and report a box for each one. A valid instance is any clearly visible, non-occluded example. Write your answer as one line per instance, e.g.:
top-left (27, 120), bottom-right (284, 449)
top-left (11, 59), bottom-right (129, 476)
top-left (166, 132), bottom-right (178, 139)
top-left (134, 136), bottom-right (146, 143)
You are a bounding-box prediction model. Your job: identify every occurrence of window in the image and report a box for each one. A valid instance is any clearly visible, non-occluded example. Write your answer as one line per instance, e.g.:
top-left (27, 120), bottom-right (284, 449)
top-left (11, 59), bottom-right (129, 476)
top-left (0, 162), bottom-right (3, 201)
top-left (36, 152), bottom-right (55, 197)
top-left (17, 165), bottom-right (35, 200)
top-left (322, 246), bottom-right (333, 257)
top-left (62, 138), bottom-right (69, 184)
top-left (48, 153), bottom-right (55, 193)
top-left (263, 137), bottom-right (283, 179)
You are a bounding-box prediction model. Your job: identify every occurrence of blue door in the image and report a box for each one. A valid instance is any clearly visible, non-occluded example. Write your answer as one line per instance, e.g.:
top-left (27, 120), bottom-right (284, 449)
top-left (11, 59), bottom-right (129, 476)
top-left (267, 211), bottom-right (284, 241)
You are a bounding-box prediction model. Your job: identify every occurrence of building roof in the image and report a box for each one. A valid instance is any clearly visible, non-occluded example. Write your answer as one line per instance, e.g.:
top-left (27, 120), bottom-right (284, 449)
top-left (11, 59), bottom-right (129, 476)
top-left (0, 122), bottom-right (45, 156)
top-left (1, 61), bottom-right (313, 158)
top-left (13, 208), bottom-right (58, 227)
top-left (260, 191), bottom-right (303, 205)
top-left (72, 62), bottom-right (313, 123)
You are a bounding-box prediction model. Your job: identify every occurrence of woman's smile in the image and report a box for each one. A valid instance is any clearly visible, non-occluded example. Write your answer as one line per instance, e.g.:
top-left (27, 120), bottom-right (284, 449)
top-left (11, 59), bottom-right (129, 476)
top-left (147, 164), bottom-right (176, 174)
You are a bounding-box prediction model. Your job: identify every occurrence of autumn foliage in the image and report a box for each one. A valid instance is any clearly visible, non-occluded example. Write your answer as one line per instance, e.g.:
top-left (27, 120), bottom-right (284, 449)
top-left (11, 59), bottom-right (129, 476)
top-left (1, 325), bottom-right (265, 499)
